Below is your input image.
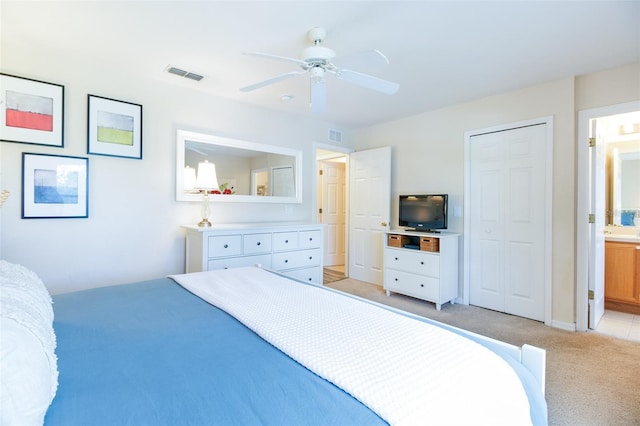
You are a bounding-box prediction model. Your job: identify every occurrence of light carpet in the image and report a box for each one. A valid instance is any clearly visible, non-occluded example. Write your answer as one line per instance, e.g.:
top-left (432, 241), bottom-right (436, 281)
top-left (326, 278), bottom-right (640, 426)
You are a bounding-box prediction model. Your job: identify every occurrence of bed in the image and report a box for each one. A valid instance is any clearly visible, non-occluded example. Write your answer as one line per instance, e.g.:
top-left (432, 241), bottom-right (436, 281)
top-left (1, 261), bottom-right (547, 425)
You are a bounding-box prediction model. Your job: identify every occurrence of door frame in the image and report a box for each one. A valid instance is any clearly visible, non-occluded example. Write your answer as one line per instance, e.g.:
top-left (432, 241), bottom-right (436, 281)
top-left (463, 116), bottom-right (553, 326)
top-left (313, 142), bottom-right (353, 275)
top-left (576, 101), bottom-right (640, 331)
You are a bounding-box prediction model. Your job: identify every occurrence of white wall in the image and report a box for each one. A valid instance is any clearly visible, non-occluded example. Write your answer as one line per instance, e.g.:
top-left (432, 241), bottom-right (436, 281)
top-left (353, 63), bottom-right (640, 326)
top-left (0, 37), bottom-right (350, 294)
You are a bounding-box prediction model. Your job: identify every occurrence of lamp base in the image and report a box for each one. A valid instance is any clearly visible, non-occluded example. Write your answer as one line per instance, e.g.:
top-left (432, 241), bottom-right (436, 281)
top-left (198, 219), bottom-right (212, 227)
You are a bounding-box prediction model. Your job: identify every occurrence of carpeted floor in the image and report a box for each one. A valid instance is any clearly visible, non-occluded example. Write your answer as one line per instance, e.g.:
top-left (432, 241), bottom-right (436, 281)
top-left (326, 277), bottom-right (640, 426)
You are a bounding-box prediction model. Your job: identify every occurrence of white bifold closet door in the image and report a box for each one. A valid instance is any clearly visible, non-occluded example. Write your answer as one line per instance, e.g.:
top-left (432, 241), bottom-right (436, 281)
top-left (469, 124), bottom-right (547, 322)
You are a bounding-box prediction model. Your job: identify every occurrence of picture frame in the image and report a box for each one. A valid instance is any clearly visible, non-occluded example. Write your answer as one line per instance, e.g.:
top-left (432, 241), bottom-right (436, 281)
top-left (87, 94), bottom-right (142, 159)
top-left (0, 73), bottom-right (65, 147)
top-left (22, 153), bottom-right (89, 219)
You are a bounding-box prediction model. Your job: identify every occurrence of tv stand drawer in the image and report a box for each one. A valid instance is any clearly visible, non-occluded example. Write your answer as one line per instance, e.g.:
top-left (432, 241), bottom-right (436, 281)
top-left (384, 249), bottom-right (439, 277)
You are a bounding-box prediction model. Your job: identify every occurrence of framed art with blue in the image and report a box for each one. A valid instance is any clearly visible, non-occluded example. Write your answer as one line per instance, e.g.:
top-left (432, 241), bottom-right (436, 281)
top-left (0, 73), bottom-right (65, 147)
top-left (22, 153), bottom-right (89, 219)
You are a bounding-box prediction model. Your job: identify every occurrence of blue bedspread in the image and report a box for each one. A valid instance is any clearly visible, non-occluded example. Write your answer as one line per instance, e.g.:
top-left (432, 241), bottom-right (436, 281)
top-left (46, 278), bottom-right (386, 425)
top-left (46, 276), bottom-right (546, 425)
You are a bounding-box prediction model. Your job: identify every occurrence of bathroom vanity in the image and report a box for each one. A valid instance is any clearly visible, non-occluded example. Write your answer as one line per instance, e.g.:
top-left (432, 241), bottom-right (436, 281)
top-left (604, 229), bottom-right (640, 315)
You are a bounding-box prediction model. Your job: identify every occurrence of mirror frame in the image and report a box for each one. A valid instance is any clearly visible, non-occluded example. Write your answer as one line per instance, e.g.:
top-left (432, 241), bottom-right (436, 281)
top-left (176, 129), bottom-right (302, 203)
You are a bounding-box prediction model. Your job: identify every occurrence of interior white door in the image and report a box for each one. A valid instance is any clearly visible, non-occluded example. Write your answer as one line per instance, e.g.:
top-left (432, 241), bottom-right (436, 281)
top-left (469, 124), bottom-right (547, 321)
top-left (320, 160), bottom-right (346, 266)
top-left (349, 147), bottom-right (391, 284)
top-left (588, 119), bottom-right (606, 329)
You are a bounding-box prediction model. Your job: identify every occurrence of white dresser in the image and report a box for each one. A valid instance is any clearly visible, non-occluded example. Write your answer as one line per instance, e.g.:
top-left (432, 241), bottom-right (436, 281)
top-left (183, 223), bottom-right (324, 285)
top-left (383, 230), bottom-right (459, 310)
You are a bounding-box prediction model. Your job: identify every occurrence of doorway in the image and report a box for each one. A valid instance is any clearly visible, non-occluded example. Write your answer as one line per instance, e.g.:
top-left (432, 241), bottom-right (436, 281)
top-left (576, 101), bottom-right (640, 331)
top-left (315, 145), bottom-right (392, 285)
top-left (316, 147), bottom-right (349, 281)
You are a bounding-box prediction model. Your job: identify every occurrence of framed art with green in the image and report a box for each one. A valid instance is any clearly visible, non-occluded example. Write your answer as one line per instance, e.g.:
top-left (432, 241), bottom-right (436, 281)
top-left (87, 94), bottom-right (142, 159)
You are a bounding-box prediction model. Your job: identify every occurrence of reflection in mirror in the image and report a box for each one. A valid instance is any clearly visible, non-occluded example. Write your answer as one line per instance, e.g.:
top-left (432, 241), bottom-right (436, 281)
top-left (176, 129), bottom-right (302, 203)
top-left (605, 113), bottom-right (640, 226)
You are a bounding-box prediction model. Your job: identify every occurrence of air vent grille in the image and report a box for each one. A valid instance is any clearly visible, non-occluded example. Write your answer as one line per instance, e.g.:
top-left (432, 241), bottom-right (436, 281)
top-left (167, 66), bottom-right (204, 82)
top-left (328, 128), bottom-right (343, 143)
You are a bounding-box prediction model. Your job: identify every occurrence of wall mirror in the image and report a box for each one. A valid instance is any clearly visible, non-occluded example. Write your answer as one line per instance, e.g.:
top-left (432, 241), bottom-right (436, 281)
top-left (601, 111), bottom-right (640, 226)
top-left (176, 129), bottom-right (302, 203)
top-left (606, 142), bottom-right (640, 226)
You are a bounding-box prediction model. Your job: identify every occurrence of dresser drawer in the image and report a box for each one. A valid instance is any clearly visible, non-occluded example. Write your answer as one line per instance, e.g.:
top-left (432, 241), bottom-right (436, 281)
top-left (282, 266), bottom-right (322, 285)
top-left (384, 269), bottom-right (439, 301)
top-left (208, 254), bottom-right (271, 270)
top-left (299, 230), bottom-right (322, 249)
top-left (243, 233), bottom-right (272, 254)
top-left (272, 248), bottom-right (321, 270)
top-left (208, 235), bottom-right (242, 258)
top-left (273, 231), bottom-right (299, 251)
top-left (384, 249), bottom-right (439, 277)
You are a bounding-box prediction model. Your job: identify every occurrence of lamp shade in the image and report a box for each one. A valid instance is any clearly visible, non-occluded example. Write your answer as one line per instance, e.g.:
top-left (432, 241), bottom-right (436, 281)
top-left (196, 161), bottom-right (219, 190)
top-left (183, 166), bottom-right (197, 190)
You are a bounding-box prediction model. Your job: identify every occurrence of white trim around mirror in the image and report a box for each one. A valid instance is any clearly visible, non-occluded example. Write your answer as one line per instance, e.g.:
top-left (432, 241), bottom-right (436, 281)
top-left (176, 129), bottom-right (302, 203)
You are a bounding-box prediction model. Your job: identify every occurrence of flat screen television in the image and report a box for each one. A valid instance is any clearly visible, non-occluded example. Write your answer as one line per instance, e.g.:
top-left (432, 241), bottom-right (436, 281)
top-left (398, 194), bottom-right (448, 232)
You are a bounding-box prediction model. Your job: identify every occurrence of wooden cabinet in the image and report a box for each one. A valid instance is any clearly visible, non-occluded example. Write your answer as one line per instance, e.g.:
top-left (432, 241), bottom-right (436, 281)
top-left (605, 240), bottom-right (640, 314)
top-left (383, 230), bottom-right (459, 310)
top-left (184, 224), bottom-right (324, 285)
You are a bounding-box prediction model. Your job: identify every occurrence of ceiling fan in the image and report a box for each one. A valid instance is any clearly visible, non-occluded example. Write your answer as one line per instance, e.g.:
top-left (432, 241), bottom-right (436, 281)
top-left (240, 27), bottom-right (400, 113)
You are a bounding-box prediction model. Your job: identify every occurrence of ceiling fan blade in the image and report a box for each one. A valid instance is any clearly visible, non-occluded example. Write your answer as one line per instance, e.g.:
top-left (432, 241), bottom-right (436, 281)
top-left (336, 69), bottom-right (399, 95)
top-left (332, 49), bottom-right (390, 69)
top-left (240, 70), bottom-right (305, 92)
top-left (310, 77), bottom-right (326, 113)
top-left (243, 51), bottom-right (307, 67)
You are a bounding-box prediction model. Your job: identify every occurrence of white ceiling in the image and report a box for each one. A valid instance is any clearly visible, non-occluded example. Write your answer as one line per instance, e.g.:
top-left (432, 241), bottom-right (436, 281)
top-left (2, 1), bottom-right (639, 129)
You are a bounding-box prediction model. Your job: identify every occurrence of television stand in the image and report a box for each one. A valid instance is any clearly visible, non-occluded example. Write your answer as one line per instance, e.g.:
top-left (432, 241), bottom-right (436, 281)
top-left (384, 230), bottom-right (460, 310)
top-left (408, 228), bottom-right (441, 233)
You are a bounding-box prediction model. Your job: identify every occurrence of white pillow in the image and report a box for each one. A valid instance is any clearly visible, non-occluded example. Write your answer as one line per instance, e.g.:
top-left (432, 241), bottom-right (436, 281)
top-left (0, 318), bottom-right (55, 426)
top-left (0, 261), bottom-right (58, 426)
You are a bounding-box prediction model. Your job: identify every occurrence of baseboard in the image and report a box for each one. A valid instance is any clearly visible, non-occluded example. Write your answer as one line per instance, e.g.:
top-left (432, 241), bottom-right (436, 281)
top-left (551, 319), bottom-right (576, 332)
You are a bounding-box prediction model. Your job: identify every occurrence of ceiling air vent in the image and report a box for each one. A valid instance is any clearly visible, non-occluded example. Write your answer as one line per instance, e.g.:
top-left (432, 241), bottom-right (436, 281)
top-left (328, 128), bottom-right (343, 143)
top-left (167, 66), bottom-right (204, 82)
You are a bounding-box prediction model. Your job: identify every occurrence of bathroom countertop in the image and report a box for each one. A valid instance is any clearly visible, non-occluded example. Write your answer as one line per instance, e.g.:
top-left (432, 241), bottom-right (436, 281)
top-left (605, 235), bottom-right (640, 243)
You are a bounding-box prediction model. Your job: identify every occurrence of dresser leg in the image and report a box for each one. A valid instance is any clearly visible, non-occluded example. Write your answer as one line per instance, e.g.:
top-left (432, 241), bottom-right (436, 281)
top-left (436, 303), bottom-right (442, 311)
top-left (385, 289), bottom-right (391, 296)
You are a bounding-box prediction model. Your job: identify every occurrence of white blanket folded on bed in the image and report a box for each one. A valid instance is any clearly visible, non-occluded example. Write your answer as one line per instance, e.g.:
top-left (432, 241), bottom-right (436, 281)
top-left (0, 260), bottom-right (58, 426)
top-left (171, 267), bottom-right (531, 426)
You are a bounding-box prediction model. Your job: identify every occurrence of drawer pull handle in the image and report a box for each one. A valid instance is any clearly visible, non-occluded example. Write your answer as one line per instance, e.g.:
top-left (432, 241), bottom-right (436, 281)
top-left (308, 278), bottom-right (312, 281)
top-left (285, 239), bottom-right (289, 243)
top-left (256, 242), bottom-right (261, 246)
top-left (420, 261), bottom-right (424, 265)
top-left (309, 256), bottom-right (312, 260)
top-left (224, 244), bottom-right (228, 248)
top-left (395, 257), bottom-right (398, 261)
top-left (420, 284), bottom-right (424, 287)
top-left (394, 278), bottom-right (398, 281)
top-left (309, 237), bottom-right (313, 241)
top-left (285, 259), bottom-right (288, 263)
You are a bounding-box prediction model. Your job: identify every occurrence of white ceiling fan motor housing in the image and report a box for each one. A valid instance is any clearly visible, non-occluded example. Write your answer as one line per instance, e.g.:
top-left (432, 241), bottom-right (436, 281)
top-left (303, 46), bottom-right (335, 62)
